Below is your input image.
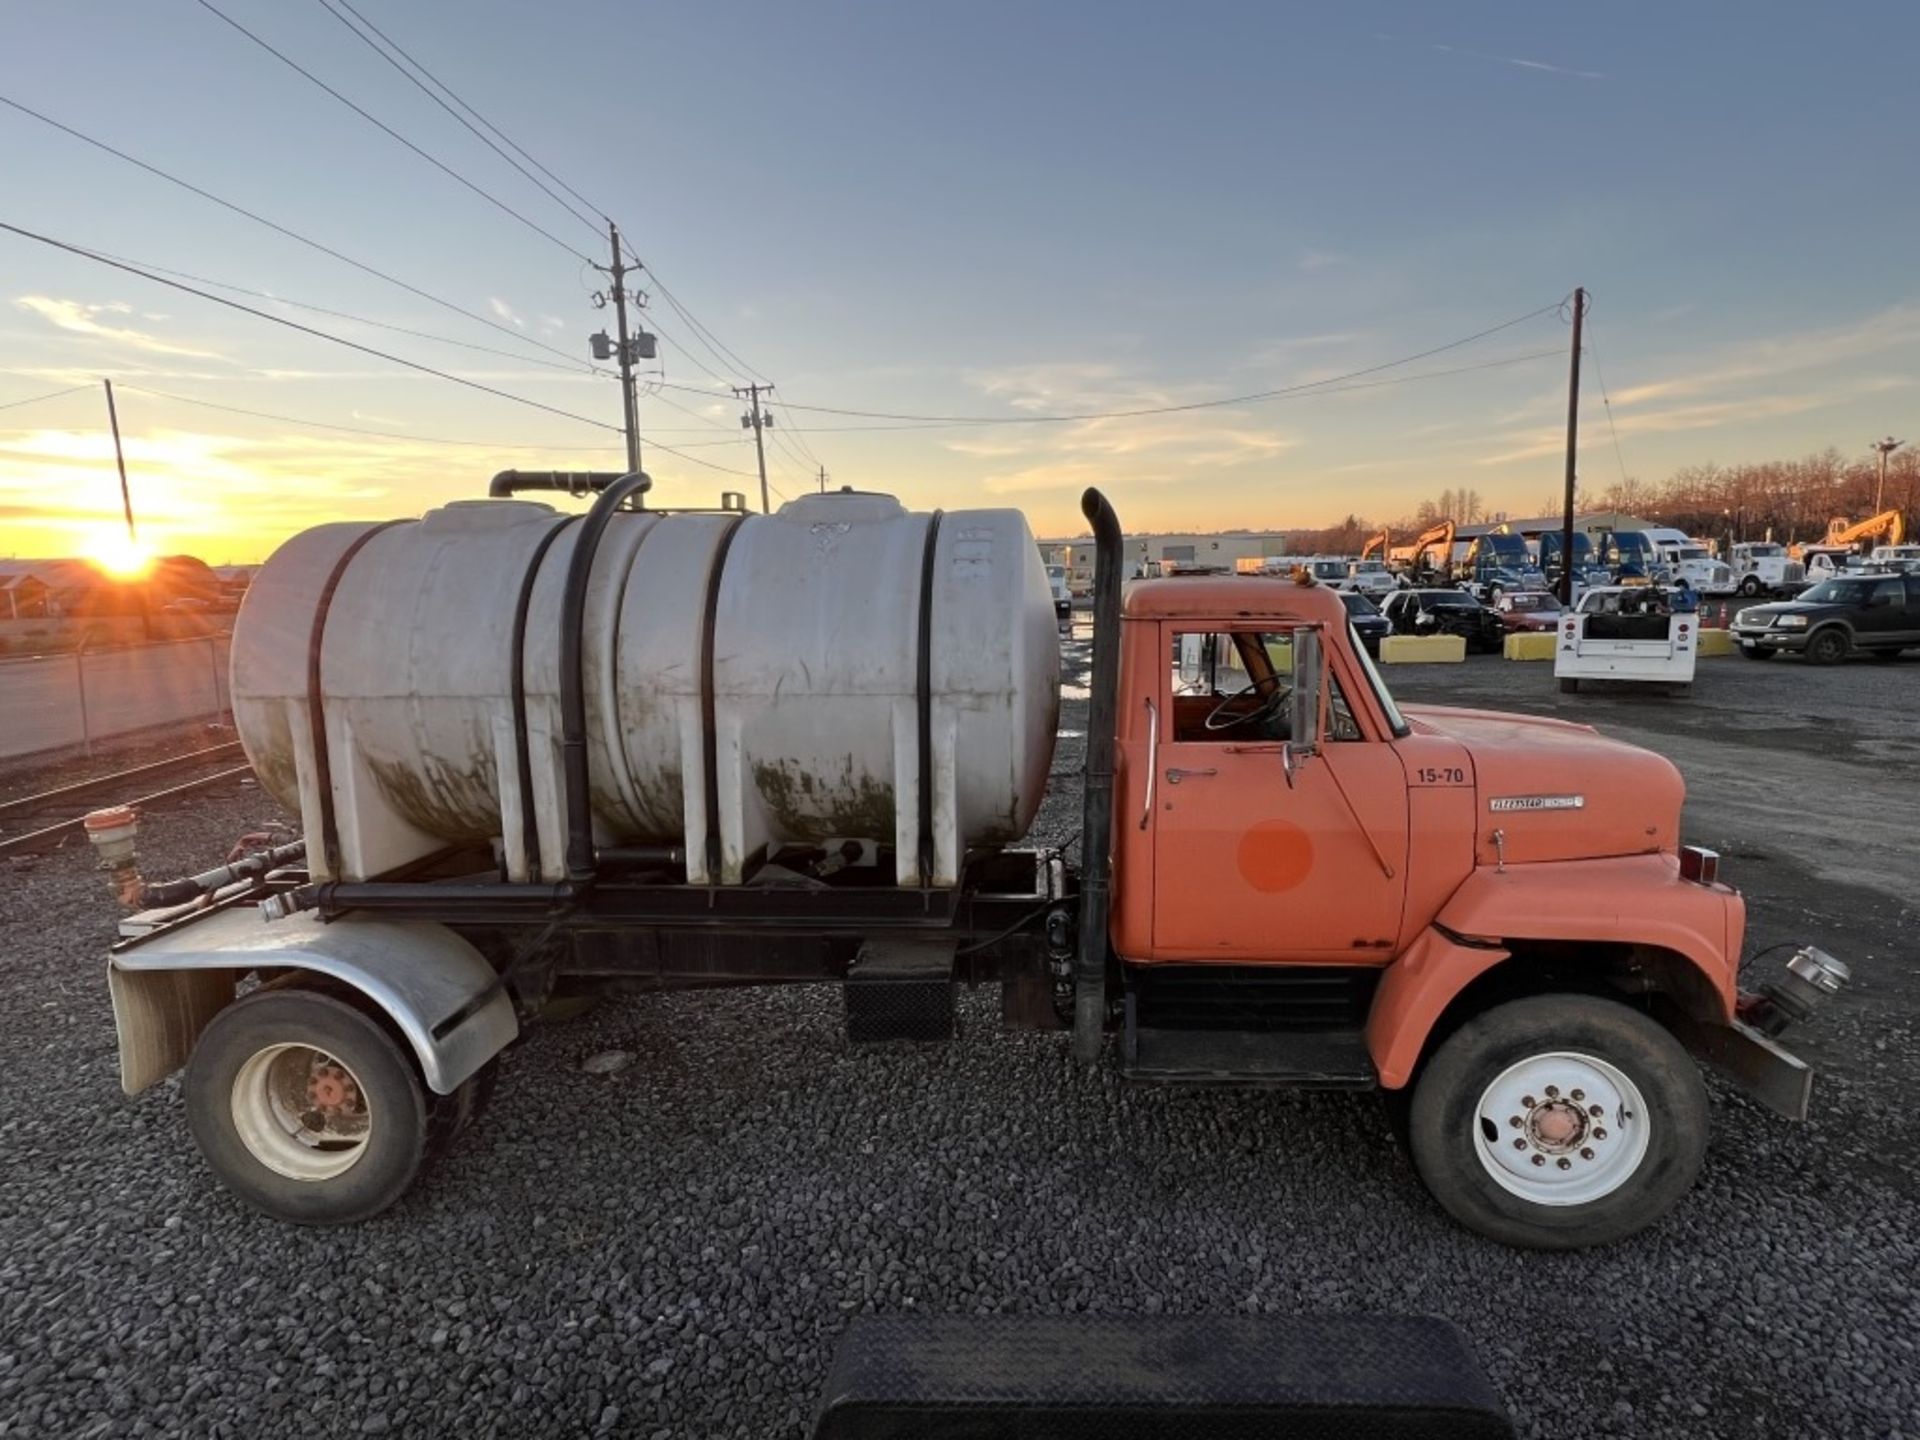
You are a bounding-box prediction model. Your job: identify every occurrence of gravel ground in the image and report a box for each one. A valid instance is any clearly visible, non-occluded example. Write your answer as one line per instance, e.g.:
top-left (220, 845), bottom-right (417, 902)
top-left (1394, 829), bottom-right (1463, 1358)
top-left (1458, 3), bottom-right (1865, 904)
top-left (0, 633), bottom-right (1914, 1438)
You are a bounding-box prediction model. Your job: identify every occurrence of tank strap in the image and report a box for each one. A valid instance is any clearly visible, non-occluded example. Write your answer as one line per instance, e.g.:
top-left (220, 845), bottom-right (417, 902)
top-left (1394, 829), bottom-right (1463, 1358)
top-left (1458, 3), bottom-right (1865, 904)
top-left (307, 519), bottom-right (412, 880)
top-left (698, 514), bottom-right (750, 882)
top-left (509, 514), bottom-right (580, 879)
top-left (915, 510), bottom-right (945, 888)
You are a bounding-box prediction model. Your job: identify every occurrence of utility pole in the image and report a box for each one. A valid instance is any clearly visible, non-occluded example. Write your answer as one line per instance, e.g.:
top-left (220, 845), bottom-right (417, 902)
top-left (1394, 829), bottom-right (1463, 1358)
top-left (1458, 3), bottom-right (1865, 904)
top-left (101, 380), bottom-right (135, 545)
top-left (816, 465), bottom-right (829, 495)
top-left (1557, 287), bottom-right (1585, 605)
top-left (1871, 436), bottom-right (1905, 515)
top-left (589, 222), bottom-right (655, 482)
top-left (736, 382), bottom-right (774, 513)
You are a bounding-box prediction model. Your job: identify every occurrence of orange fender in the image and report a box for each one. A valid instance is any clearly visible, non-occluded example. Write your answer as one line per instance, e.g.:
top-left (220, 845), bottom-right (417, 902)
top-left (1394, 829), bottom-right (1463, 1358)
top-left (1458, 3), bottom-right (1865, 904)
top-left (1368, 853), bottom-right (1743, 1089)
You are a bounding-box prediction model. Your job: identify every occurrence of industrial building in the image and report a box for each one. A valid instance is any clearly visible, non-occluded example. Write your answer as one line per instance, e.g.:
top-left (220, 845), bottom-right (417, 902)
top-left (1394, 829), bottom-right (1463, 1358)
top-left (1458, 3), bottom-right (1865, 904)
top-left (1039, 530), bottom-right (1292, 592)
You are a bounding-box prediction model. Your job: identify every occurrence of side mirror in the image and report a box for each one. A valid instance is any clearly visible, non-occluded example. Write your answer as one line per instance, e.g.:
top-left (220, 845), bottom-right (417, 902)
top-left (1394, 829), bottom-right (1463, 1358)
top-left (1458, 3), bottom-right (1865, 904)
top-left (1284, 627), bottom-right (1322, 788)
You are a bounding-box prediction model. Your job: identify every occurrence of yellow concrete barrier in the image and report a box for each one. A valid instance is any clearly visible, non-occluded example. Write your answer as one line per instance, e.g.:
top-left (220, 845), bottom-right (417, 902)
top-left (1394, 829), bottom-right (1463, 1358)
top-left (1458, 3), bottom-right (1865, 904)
top-left (1503, 632), bottom-right (1556, 661)
top-left (1697, 628), bottom-right (1735, 658)
top-left (1381, 634), bottom-right (1466, 664)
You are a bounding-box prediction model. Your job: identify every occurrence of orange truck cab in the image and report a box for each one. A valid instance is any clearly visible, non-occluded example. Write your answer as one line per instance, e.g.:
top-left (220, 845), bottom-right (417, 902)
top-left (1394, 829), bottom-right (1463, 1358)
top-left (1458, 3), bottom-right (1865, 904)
top-left (1070, 489), bottom-right (1848, 1248)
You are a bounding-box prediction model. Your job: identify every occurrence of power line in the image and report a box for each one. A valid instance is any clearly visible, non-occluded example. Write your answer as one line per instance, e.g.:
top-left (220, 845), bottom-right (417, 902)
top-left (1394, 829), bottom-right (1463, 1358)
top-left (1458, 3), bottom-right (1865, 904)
top-left (0, 383), bottom-right (91, 415)
top-left (0, 91), bottom-right (591, 370)
top-left (733, 300), bottom-right (1568, 425)
top-left (114, 384), bottom-right (621, 449)
top-left (83, 244), bottom-right (599, 377)
top-left (0, 220), bottom-right (622, 432)
top-left (1582, 311), bottom-right (1633, 487)
top-left (646, 271), bottom-right (774, 386)
top-left (331, 0), bottom-right (612, 227)
top-left (643, 343), bottom-right (1565, 431)
top-left (193, 0), bottom-right (596, 265)
top-left (312, 0), bottom-right (605, 238)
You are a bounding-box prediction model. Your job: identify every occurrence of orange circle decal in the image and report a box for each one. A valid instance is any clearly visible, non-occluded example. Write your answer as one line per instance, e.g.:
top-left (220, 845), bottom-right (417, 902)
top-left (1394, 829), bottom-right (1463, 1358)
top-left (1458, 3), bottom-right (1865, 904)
top-left (1236, 818), bottom-right (1315, 892)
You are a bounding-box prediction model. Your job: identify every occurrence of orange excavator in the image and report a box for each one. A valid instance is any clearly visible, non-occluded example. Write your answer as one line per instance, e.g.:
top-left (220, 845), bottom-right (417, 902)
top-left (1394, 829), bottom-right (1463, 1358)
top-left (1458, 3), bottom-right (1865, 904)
top-left (1389, 519), bottom-right (1455, 580)
top-left (1797, 510), bottom-right (1904, 572)
top-left (1359, 528), bottom-right (1391, 562)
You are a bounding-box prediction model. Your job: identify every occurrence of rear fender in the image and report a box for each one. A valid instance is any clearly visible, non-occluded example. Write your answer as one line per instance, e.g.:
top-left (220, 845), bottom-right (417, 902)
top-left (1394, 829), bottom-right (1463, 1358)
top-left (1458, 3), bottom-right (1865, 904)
top-left (109, 907), bottom-right (516, 1096)
top-left (1368, 854), bottom-right (1740, 1089)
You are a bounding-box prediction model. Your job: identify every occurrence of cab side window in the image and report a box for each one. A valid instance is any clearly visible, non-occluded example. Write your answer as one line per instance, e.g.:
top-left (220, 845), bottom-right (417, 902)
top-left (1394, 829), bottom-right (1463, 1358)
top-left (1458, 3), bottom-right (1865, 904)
top-left (1168, 629), bottom-right (1362, 744)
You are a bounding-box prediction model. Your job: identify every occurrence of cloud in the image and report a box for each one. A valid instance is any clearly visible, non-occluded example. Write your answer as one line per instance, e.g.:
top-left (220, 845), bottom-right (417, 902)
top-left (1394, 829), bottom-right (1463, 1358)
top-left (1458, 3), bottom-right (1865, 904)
top-left (538, 313), bottom-right (566, 333)
top-left (1298, 251), bottom-right (1347, 273)
top-left (488, 297), bottom-right (525, 328)
top-left (1376, 32), bottom-right (1603, 81)
top-left (17, 296), bottom-right (220, 358)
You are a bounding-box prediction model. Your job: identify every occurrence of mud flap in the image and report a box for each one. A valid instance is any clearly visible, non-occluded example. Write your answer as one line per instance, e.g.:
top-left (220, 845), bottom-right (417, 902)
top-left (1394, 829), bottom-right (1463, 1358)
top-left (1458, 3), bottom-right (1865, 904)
top-left (1662, 1009), bottom-right (1813, 1120)
top-left (812, 1314), bottom-right (1514, 1438)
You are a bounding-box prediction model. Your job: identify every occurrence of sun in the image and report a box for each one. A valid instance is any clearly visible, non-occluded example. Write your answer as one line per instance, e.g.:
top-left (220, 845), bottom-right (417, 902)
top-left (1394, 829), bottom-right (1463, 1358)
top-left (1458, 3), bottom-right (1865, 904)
top-left (84, 528), bottom-right (155, 579)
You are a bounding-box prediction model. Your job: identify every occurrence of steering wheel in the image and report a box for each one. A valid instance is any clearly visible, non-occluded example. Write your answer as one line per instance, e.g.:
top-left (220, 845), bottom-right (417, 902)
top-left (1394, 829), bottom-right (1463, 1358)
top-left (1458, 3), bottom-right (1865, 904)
top-left (1203, 672), bottom-right (1291, 732)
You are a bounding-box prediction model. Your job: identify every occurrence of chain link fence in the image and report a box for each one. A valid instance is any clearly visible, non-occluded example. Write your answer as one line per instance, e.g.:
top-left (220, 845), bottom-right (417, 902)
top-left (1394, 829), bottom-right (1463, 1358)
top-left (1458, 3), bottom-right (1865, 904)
top-left (0, 635), bottom-right (233, 762)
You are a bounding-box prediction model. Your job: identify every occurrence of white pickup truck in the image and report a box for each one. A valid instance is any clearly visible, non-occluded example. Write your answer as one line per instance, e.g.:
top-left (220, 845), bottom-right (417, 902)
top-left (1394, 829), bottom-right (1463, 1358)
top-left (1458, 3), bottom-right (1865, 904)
top-left (1555, 586), bottom-right (1699, 696)
top-left (1342, 557), bottom-right (1400, 599)
top-left (1643, 529), bottom-right (1736, 594)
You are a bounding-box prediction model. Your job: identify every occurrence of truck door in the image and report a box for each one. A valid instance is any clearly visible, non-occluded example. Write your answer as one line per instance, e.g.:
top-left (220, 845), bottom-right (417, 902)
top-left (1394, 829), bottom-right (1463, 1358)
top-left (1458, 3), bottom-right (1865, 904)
top-left (1148, 625), bottom-right (1409, 962)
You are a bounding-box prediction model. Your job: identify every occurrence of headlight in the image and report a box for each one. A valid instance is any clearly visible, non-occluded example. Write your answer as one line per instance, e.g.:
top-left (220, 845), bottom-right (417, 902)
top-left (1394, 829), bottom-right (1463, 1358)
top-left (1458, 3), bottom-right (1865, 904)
top-left (1775, 614), bottom-right (1809, 629)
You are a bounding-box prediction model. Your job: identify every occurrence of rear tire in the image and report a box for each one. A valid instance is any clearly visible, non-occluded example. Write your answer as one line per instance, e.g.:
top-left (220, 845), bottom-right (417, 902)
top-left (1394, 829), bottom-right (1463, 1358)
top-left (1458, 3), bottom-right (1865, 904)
top-left (1409, 995), bottom-right (1709, 1249)
top-left (1558, 677), bottom-right (1580, 693)
top-left (1805, 627), bottom-right (1850, 666)
top-left (185, 987), bottom-right (435, 1225)
top-left (1740, 646), bottom-right (1774, 661)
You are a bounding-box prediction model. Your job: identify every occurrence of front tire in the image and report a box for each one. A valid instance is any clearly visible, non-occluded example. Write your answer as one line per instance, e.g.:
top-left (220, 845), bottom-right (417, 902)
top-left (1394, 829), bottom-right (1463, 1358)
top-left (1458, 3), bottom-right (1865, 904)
top-left (185, 988), bottom-right (439, 1225)
top-left (1805, 627), bottom-right (1851, 666)
top-left (1558, 677), bottom-right (1580, 693)
top-left (1739, 575), bottom-right (1762, 597)
top-left (1408, 995), bottom-right (1709, 1249)
top-left (1740, 645), bottom-right (1774, 661)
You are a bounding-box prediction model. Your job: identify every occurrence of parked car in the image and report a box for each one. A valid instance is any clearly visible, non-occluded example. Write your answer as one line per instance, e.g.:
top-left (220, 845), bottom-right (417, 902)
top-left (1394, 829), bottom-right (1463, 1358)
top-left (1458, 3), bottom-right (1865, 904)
top-left (1339, 589), bottom-right (1391, 655)
top-left (1491, 590), bottom-right (1563, 633)
top-left (1730, 572), bottom-right (1920, 664)
top-left (1380, 588), bottom-right (1505, 653)
top-left (1342, 557), bottom-right (1399, 600)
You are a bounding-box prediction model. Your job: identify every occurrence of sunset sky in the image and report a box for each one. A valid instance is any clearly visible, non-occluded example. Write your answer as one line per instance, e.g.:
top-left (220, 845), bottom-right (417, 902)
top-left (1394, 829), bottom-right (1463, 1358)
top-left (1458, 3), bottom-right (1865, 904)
top-left (5, 1), bottom-right (1920, 561)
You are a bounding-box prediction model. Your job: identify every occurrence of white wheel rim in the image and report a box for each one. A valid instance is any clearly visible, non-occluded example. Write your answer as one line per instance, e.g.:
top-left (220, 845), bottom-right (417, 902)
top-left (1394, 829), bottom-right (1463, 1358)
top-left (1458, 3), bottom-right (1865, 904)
top-left (1472, 1051), bottom-right (1651, 1207)
top-left (230, 1044), bottom-right (372, 1181)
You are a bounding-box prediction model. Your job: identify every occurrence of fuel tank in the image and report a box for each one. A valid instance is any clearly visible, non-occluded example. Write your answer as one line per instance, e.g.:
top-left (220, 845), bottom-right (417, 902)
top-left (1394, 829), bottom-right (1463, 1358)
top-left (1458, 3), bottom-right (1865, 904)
top-left (230, 490), bottom-right (1060, 886)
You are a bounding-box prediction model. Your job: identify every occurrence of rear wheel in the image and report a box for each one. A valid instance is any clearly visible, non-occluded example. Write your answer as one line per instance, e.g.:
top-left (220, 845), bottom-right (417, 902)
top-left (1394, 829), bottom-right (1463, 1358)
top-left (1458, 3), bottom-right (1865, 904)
top-left (1558, 677), bottom-right (1580, 694)
top-left (1408, 995), bottom-right (1708, 1248)
top-left (1805, 627), bottom-right (1851, 666)
top-left (185, 987), bottom-right (442, 1224)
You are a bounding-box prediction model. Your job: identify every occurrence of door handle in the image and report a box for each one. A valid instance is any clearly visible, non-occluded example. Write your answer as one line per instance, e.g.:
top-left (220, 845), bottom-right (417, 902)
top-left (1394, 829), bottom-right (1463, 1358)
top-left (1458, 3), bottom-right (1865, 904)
top-left (1166, 767), bottom-right (1217, 784)
top-left (1140, 696), bottom-right (1159, 829)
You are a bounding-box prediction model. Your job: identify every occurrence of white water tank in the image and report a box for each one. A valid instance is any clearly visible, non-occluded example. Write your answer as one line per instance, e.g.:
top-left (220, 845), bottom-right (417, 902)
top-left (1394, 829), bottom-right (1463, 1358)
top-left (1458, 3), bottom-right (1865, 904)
top-left (230, 490), bottom-right (1060, 887)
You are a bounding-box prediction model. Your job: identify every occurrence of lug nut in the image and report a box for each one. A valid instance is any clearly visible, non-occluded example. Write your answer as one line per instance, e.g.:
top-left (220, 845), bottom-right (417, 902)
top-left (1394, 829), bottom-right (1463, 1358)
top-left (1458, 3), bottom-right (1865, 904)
top-left (1509, 1116), bottom-right (1524, 1128)
top-left (1522, 1095), bottom-right (1537, 1108)
top-left (1571, 1089), bottom-right (1585, 1102)
top-left (1531, 1155), bottom-right (1546, 1167)
top-left (1594, 1128), bottom-right (1608, 1141)
top-left (1556, 1158), bottom-right (1572, 1170)
top-left (1545, 1085), bottom-right (1560, 1098)
top-left (1589, 1104), bottom-right (1605, 1117)
top-left (1580, 1148), bottom-right (1595, 1161)
top-left (1513, 1138), bottom-right (1527, 1150)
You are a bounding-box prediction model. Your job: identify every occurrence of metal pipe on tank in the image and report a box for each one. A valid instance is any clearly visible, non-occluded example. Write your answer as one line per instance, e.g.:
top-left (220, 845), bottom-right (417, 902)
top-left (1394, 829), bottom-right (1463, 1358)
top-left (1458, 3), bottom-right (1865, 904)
top-left (559, 472), bottom-right (653, 882)
top-left (488, 470), bottom-right (636, 500)
top-left (1073, 487), bottom-right (1123, 1064)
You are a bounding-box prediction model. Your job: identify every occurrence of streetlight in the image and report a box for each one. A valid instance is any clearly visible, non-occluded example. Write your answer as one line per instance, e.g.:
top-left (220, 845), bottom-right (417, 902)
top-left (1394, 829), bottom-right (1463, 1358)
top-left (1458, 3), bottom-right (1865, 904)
top-left (1870, 437), bottom-right (1905, 515)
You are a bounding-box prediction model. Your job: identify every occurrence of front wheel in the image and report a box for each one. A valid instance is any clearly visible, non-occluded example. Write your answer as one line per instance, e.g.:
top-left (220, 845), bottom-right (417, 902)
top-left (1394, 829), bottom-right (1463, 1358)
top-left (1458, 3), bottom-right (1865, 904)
top-left (1805, 627), bottom-right (1851, 666)
top-left (1738, 575), bottom-right (1762, 597)
top-left (1408, 995), bottom-right (1709, 1249)
top-left (185, 987), bottom-right (444, 1224)
top-left (1557, 677), bottom-right (1579, 694)
top-left (1740, 645), bottom-right (1774, 661)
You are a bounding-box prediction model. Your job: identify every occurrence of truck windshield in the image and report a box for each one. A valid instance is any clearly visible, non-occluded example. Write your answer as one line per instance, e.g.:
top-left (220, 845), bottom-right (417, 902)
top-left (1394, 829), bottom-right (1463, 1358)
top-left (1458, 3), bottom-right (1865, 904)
top-left (1745, 544), bottom-right (1784, 558)
top-left (1350, 631), bottom-right (1410, 737)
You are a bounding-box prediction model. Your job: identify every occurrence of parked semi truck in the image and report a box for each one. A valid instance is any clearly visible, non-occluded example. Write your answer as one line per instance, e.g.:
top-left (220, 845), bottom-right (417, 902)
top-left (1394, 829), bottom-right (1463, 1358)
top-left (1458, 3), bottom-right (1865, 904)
top-left (99, 476), bottom-right (1847, 1247)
